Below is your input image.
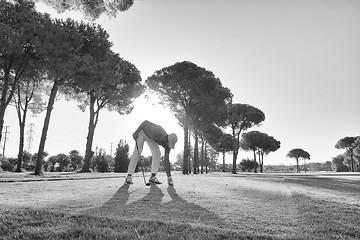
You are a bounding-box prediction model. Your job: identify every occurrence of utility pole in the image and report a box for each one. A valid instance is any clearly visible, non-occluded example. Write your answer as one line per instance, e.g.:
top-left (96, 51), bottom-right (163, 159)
top-left (2, 126), bottom-right (10, 159)
top-left (26, 123), bottom-right (35, 153)
top-left (110, 142), bottom-right (113, 156)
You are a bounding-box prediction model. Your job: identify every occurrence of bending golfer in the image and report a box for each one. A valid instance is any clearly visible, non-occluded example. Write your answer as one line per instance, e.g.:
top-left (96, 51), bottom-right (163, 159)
top-left (125, 120), bottom-right (178, 186)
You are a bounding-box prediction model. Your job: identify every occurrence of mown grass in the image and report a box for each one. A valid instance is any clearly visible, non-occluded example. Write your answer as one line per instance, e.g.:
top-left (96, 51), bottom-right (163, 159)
top-left (0, 208), bottom-right (278, 240)
top-left (1, 195), bottom-right (359, 240)
top-left (1, 173), bottom-right (359, 240)
top-left (292, 194), bottom-right (360, 240)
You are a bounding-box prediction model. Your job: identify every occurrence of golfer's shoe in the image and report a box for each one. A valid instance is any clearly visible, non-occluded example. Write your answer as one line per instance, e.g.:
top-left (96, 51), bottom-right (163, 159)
top-left (167, 177), bottom-right (174, 186)
top-left (125, 175), bottom-right (133, 184)
top-left (149, 176), bottom-right (162, 184)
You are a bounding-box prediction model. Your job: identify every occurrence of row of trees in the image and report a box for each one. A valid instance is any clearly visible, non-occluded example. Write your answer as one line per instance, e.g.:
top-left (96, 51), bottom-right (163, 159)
top-left (1, 140), bottom-right (134, 173)
top-left (145, 61), bottom-right (283, 174)
top-left (0, 0), bottom-right (144, 175)
top-left (284, 135), bottom-right (360, 173)
top-left (333, 136), bottom-right (360, 172)
top-left (240, 131), bottom-right (281, 173)
top-left (263, 162), bottom-right (333, 173)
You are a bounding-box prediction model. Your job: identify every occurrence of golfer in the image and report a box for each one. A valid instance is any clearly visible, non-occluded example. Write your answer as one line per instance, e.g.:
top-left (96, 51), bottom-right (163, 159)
top-left (125, 120), bottom-right (178, 186)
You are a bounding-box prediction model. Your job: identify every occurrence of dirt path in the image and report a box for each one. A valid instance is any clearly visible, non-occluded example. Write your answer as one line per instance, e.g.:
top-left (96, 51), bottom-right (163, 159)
top-left (0, 172), bottom-right (359, 238)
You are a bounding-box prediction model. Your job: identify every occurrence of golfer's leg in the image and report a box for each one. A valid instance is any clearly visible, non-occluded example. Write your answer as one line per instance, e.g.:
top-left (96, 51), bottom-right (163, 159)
top-left (146, 140), bottom-right (161, 174)
top-left (127, 132), bottom-right (145, 175)
top-left (163, 148), bottom-right (171, 177)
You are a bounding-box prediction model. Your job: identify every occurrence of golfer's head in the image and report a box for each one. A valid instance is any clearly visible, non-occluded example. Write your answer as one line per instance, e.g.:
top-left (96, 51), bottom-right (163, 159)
top-left (167, 133), bottom-right (178, 149)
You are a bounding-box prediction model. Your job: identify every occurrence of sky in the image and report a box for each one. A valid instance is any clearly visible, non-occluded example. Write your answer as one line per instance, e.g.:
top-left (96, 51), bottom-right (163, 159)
top-left (3, 0), bottom-right (360, 166)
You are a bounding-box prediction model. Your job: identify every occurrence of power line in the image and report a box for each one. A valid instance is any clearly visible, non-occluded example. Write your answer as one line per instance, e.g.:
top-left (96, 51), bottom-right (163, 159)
top-left (2, 126), bottom-right (10, 159)
top-left (27, 123), bottom-right (35, 153)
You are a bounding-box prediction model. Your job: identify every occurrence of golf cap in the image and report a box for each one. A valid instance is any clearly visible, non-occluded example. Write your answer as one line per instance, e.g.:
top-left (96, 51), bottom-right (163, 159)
top-left (167, 133), bottom-right (178, 149)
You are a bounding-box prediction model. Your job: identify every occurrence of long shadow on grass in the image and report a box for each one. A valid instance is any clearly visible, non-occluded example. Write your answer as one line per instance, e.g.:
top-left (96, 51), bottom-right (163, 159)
top-left (85, 184), bottom-right (227, 229)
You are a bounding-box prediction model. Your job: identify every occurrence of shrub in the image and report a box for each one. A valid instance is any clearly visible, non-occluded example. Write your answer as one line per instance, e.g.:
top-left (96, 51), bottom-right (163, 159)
top-left (114, 140), bottom-right (130, 173)
top-left (69, 150), bottom-right (83, 171)
top-left (239, 158), bottom-right (258, 172)
top-left (92, 148), bottom-right (113, 172)
top-left (1, 159), bottom-right (15, 172)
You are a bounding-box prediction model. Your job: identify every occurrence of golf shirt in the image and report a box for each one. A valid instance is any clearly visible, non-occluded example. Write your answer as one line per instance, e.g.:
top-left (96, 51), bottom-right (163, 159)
top-left (134, 120), bottom-right (169, 148)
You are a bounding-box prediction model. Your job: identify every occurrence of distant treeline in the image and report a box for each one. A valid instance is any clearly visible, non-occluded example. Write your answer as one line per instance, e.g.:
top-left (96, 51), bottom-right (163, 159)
top-left (264, 162), bottom-right (333, 173)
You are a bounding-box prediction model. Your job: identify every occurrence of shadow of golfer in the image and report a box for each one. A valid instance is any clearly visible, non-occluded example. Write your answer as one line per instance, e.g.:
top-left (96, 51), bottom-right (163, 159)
top-left (105, 184), bottom-right (130, 206)
top-left (163, 186), bottom-right (226, 228)
top-left (84, 184), bottom-right (163, 219)
top-left (85, 184), bottom-right (226, 229)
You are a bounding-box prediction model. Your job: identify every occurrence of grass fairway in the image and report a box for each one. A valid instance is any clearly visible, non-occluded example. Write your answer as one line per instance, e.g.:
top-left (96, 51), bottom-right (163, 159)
top-left (0, 172), bottom-right (359, 239)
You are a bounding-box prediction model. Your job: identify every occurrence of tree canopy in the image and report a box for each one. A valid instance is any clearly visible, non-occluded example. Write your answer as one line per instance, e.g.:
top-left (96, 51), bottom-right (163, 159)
top-left (240, 131), bottom-right (280, 173)
top-left (34, 17), bottom-right (87, 175)
top-left (332, 154), bottom-right (348, 172)
top-left (1, 1), bottom-right (144, 174)
top-left (146, 61), bottom-right (232, 174)
top-left (36, 0), bottom-right (134, 19)
top-left (63, 23), bottom-right (144, 172)
top-left (286, 148), bottom-right (310, 173)
top-left (73, 52), bottom-right (144, 172)
top-left (226, 103), bottom-right (265, 173)
top-left (335, 136), bottom-right (359, 172)
top-left (0, 0), bottom-right (47, 143)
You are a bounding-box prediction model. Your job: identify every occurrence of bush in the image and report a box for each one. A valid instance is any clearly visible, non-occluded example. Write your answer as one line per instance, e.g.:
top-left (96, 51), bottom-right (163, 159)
top-left (69, 150), bottom-right (83, 171)
top-left (114, 140), bottom-right (130, 173)
top-left (335, 165), bottom-right (349, 172)
top-left (92, 148), bottom-right (113, 172)
top-left (96, 156), bottom-right (111, 172)
top-left (56, 153), bottom-right (70, 172)
top-left (239, 158), bottom-right (258, 172)
top-left (1, 159), bottom-right (15, 172)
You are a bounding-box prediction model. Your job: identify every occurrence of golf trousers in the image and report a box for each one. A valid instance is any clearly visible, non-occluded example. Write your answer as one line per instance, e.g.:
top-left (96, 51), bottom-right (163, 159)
top-left (127, 130), bottom-right (161, 175)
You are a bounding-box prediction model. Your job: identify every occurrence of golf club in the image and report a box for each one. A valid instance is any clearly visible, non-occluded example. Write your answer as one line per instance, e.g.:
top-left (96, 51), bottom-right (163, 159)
top-left (136, 140), bottom-right (151, 186)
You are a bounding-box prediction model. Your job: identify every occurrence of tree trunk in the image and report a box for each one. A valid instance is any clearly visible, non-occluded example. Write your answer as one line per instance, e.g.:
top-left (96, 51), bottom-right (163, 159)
top-left (232, 148), bottom-right (238, 174)
top-left (222, 150), bottom-right (226, 172)
top-left (15, 89), bottom-right (30, 172)
top-left (0, 107), bottom-right (5, 145)
top-left (0, 70), bottom-right (9, 170)
top-left (253, 150), bottom-right (257, 173)
top-left (16, 119), bottom-right (26, 172)
top-left (183, 126), bottom-right (189, 174)
top-left (0, 68), bottom-right (11, 143)
top-left (0, 59), bottom-right (26, 142)
top-left (193, 130), bottom-right (198, 174)
top-left (81, 94), bottom-right (97, 172)
top-left (188, 128), bottom-right (191, 174)
top-left (0, 107), bottom-right (5, 171)
top-left (232, 128), bottom-right (239, 174)
top-left (200, 137), bottom-right (204, 174)
top-left (35, 81), bottom-right (60, 175)
top-left (260, 152), bottom-right (264, 173)
top-left (205, 143), bottom-right (208, 173)
top-left (0, 69), bottom-right (13, 170)
top-left (296, 159), bottom-right (299, 173)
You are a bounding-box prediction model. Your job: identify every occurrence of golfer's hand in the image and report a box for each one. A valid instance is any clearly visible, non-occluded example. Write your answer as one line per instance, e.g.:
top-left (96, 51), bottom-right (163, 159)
top-left (132, 133), bottom-right (138, 140)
